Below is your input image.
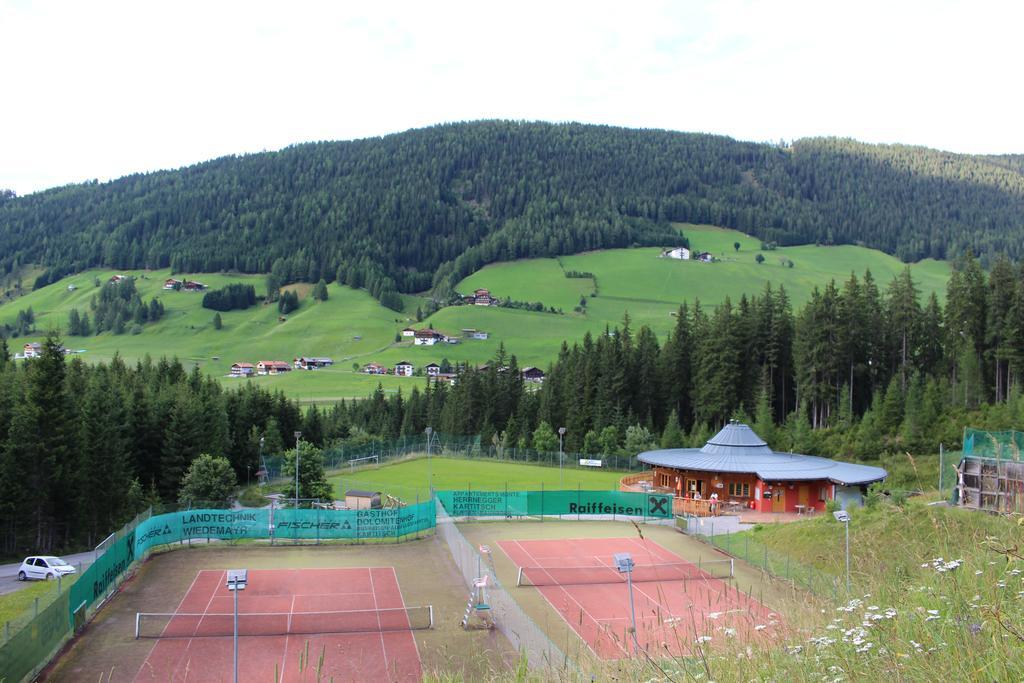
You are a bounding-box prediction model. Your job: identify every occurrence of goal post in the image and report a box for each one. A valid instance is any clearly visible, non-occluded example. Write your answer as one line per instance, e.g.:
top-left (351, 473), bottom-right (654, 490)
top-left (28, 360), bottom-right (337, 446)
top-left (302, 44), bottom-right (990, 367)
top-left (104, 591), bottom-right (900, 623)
top-left (348, 455), bottom-right (379, 471)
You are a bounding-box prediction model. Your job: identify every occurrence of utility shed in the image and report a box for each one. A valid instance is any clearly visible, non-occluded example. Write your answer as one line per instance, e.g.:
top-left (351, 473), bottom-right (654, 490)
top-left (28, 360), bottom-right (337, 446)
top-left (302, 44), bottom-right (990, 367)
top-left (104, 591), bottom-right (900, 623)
top-left (954, 427), bottom-right (1024, 514)
top-left (956, 457), bottom-right (1024, 514)
top-left (345, 490), bottom-right (382, 510)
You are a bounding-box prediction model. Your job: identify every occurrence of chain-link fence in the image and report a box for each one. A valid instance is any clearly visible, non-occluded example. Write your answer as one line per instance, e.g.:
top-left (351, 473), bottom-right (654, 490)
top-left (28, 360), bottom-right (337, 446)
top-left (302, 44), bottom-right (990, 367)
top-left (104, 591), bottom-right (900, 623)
top-left (260, 432), bottom-right (646, 482)
top-left (434, 498), bottom-right (575, 675)
top-left (680, 517), bottom-right (840, 599)
top-left (963, 427), bottom-right (1024, 459)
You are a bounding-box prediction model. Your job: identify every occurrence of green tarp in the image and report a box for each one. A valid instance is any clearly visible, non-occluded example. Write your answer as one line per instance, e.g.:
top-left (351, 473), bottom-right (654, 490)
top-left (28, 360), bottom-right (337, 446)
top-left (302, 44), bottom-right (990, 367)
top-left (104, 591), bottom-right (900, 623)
top-left (0, 591), bottom-right (70, 683)
top-left (436, 489), bottom-right (673, 519)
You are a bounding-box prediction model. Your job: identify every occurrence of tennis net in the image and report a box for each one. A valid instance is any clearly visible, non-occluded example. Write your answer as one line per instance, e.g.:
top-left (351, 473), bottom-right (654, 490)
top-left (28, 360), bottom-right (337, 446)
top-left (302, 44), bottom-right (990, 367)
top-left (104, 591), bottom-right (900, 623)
top-left (516, 559), bottom-right (734, 587)
top-left (134, 605), bottom-right (433, 639)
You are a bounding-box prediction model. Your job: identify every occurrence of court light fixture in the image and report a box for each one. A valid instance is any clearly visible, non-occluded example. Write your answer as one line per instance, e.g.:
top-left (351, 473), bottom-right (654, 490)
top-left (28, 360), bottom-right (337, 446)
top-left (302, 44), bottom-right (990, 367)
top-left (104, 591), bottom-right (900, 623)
top-left (227, 569), bottom-right (248, 683)
top-left (832, 510), bottom-right (851, 593)
top-left (613, 553), bottom-right (638, 653)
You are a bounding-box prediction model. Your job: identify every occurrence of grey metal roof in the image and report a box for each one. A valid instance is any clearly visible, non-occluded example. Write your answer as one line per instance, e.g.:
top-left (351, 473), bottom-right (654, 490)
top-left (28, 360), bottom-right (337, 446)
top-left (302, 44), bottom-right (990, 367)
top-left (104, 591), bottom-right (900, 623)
top-left (638, 422), bottom-right (887, 486)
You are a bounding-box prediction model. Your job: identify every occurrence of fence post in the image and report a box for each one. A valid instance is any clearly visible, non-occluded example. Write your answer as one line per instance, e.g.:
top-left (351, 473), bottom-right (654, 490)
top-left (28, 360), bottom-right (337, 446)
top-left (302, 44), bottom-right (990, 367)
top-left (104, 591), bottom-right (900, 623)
top-left (540, 482), bottom-right (544, 522)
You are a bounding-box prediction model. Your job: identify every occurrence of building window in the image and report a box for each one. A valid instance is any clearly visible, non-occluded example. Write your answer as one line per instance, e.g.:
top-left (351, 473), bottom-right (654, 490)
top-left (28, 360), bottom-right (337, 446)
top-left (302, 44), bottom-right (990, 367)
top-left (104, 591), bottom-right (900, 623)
top-left (727, 482), bottom-right (750, 497)
top-left (659, 473), bottom-right (671, 487)
top-left (819, 487), bottom-right (829, 502)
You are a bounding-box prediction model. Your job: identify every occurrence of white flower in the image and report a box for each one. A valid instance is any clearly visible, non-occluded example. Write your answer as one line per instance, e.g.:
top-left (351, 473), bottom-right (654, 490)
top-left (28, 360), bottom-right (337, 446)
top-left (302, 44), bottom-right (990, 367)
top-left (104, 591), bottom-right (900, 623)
top-left (723, 627), bottom-right (736, 637)
top-left (695, 635), bottom-right (712, 644)
top-left (975, 570), bottom-right (983, 575)
top-left (755, 624), bottom-right (767, 631)
top-left (706, 611), bottom-right (722, 619)
top-left (787, 645), bottom-right (803, 655)
top-left (855, 642), bottom-right (874, 653)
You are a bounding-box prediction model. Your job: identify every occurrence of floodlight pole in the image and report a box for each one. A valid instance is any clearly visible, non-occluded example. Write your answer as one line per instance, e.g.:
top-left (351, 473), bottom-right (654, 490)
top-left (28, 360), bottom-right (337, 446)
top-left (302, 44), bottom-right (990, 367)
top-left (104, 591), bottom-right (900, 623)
top-left (425, 426), bottom-right (433, 492)
top-left (833, 510), bottom-right (851, 593)
top-left (558, 427), bottom-right (566, 486)
top-left (843, 516), bottom-right (850, 594)
top-left (294, 431), bottom-right (302, 507)
top-left (614, 553), bottom-right (638, 653)
top-left (233, 577), bottom-right (239, 683)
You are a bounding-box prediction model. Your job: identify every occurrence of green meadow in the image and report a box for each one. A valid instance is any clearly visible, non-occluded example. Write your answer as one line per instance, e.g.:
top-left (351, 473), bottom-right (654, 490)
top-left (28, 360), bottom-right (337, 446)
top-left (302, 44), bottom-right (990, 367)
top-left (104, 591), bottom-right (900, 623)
top-left (327, 455), bottom-right (626, 502)
top-left (0, 225), bottom-right (952, 400)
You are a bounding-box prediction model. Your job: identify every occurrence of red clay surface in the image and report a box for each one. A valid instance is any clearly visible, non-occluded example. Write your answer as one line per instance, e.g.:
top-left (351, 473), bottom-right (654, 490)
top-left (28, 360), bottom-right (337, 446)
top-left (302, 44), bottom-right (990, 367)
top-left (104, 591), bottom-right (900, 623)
top-left (499, 537), bottom-right (777, 659)
top-left (134, 567), bottom-right (422, 682)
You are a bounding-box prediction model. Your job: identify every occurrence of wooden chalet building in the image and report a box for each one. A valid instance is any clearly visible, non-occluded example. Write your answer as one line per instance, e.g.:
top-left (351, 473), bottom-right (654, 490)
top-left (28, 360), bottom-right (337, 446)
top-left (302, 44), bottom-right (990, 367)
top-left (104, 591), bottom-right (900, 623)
top-left (230, 362), bottom-right (255, 377)
top-left (424, 362), bottom-right (441, 377)
top-left (256, 360), bottom-right (291, 375)
top-left (462, 288), bottom-right (497, 306)
top-left (414, 329), bottom-right (445, 346)
top-left (293, 357), bottom-right (334, 370)
top-left (521, 366), bottom-right (545, 383)
top-left (638, 421), bottom-right (886, 513)
top-left (394, 361), bottom-right (414, 377)
top-left (362, 362), bottom-right (388, 375)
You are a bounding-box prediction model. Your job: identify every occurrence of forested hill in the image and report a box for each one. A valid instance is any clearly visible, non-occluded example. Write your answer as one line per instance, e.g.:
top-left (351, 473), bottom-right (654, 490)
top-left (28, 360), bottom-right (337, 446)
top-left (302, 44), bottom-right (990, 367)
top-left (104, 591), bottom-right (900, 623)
top-left (2, 121), bottom-right (1024, 308)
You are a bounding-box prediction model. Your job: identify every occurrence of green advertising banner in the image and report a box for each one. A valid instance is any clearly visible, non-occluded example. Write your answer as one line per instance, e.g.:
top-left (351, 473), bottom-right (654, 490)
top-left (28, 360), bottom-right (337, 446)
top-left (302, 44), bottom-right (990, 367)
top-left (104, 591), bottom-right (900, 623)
top-left (437, 489), bottom-right (673, 519)
top-left (435, 490), bottom-right (529, 517)
top-left (273, 500), bottom-right (435, 540)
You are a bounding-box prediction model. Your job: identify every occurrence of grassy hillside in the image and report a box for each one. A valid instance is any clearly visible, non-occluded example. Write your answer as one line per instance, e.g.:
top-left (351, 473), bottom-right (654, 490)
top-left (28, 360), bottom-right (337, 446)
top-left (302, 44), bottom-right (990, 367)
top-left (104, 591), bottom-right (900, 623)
top-left (0, 226), bottom-right (952, 400)
top-left (703, 497), bottom-right (1024, 680)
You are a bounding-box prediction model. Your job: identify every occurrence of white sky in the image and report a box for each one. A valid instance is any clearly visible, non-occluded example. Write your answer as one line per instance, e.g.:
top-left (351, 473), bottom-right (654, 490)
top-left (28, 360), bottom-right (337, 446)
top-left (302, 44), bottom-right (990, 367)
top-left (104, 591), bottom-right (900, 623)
top-left (1, 0), bottom-right (1021, 195)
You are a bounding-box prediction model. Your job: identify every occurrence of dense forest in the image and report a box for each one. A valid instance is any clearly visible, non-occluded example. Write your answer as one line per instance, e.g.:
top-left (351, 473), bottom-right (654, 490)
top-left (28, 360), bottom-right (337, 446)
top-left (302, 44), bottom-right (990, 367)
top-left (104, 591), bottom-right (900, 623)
top-left (4, 253), bottom-right (1024, 553)
top-left (334, 252), bottom-right (1024, 469)
top-left (2, 122), bottom-right (1024, 309)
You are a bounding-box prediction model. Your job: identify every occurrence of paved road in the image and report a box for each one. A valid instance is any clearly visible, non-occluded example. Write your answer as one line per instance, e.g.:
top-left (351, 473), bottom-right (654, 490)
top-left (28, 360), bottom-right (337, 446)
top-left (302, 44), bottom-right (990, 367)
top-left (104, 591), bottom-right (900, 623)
top-left (0, 550), bottom-right (96, 596)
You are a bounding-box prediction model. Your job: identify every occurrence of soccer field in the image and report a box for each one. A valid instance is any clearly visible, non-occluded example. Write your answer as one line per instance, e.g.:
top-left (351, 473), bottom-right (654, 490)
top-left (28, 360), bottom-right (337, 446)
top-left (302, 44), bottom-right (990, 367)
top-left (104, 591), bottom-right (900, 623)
top-left (328, 456), bottom-right (628, 502)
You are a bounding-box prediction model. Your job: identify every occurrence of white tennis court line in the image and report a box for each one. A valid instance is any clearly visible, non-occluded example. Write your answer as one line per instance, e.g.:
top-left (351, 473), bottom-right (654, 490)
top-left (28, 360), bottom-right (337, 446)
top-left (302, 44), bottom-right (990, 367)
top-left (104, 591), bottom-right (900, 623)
top-left (174, 570), bottom-right (224, 681)
top-left (134, 567), bottom-right (208, 681)
top-left (280, 594), bottom-right (296, 677)
top-left (368, 567), bottom-right (391, 678)
top-left (512, 539), bottom-right (620, 658)
top-left (387, 566), bottom-right (424, 679)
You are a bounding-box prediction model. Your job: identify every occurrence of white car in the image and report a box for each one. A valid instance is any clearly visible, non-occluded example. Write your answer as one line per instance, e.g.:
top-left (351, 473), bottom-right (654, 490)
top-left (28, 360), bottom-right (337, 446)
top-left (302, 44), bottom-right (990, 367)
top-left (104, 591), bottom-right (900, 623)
top-left (17, 556), bottom-right (77, 581)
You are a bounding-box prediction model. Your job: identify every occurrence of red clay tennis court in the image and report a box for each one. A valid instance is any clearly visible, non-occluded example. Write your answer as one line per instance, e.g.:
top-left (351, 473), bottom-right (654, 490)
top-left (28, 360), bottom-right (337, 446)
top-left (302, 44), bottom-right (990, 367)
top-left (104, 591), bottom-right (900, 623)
top-left (499, 537), bottom-right (777, 659)
top-left (134, 567), bottom-right (425, 682)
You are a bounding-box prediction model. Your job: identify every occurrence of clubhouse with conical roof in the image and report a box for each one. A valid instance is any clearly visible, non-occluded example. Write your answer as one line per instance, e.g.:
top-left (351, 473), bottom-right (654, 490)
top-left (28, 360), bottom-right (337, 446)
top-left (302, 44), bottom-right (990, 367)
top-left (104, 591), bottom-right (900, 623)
top-left (637, 421), bottom-right (887, 514)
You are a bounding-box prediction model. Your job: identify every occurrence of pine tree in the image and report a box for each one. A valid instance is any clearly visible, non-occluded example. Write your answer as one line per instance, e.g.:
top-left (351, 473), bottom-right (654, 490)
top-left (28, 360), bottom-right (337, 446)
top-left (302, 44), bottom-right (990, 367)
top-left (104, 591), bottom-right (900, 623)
top-left (660, 410), bottom-right (685, 448)
top-left (212, 312), bottom-right (223, 330)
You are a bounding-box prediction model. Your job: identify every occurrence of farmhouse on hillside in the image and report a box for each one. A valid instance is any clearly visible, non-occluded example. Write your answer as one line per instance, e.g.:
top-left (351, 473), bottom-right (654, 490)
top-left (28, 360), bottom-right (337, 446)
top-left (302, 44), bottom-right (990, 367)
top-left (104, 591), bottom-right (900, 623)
top-left (425, 362), bottom-right (440, 377)
top-left (182, 280), bottom-right (207, 291)
top-left (394, 361), bottom-right (414, 377)
top-left (414, 329), bottom-right (446, 346)
top-left (293, 357), bottom-right (334, 370)
top-left (521, 366), bottom-right (545, 383)
top-left (694, 252), bottom-right (714, 263)
top-left (230, 362), bottom-right (255, 377)
top-left (256, 360), bottom-right (291, 376)
top-left (636, 421), bottom-right (886, 515)
top-left (660, 247), bottom-right (691, 260)
top-left (401, 327), bottom-right (416, 337)
top-left (163, 278), bottom-right (182, 290)
top-left (462, 288), bottom-right (497, 306)
top-left (362, 362), bottom-right (388, 375)
top-left (109, 274), bottom-right (128, 284)
top-left (22, 342), bottom-right (42, 358)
